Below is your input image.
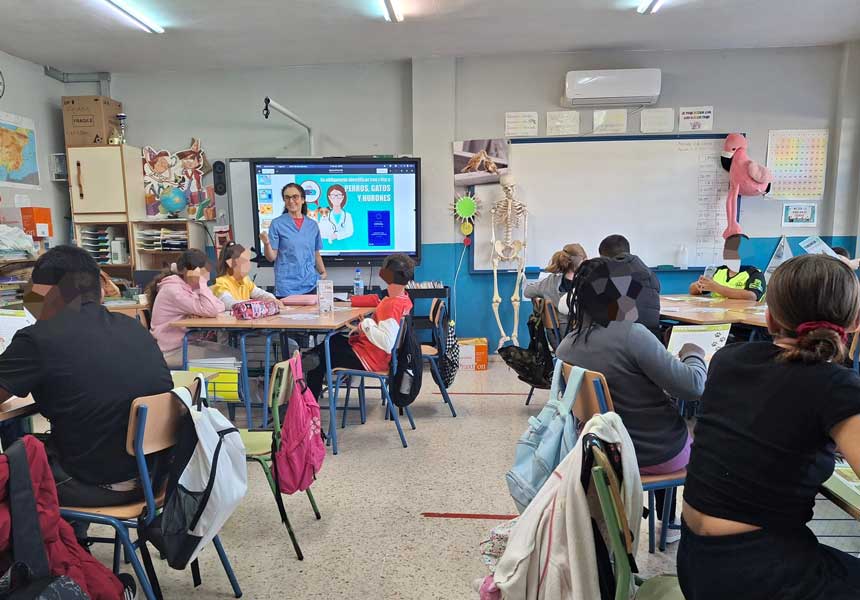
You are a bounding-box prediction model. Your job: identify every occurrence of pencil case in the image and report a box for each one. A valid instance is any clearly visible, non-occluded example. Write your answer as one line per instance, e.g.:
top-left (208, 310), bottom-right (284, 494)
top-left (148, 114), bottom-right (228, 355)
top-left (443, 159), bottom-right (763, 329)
top-left (232, 299), bottom-right (281, 320)
top-left (350, 294), bottom-right (380, 308)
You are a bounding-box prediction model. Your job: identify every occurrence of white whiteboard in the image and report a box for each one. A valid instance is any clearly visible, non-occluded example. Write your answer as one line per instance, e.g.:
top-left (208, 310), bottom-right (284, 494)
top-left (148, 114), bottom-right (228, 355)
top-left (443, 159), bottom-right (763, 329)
top-left (471, 135), bottom-right (730, 271)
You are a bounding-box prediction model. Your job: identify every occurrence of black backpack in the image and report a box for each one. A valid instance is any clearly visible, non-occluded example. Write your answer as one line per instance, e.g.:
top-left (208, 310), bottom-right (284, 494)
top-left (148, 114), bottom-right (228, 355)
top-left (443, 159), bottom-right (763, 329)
top-left (498, 300), bottom-right (555, 389)
top-left (431, 301), bottom-right (459, 388)
top-left (389, 315), bottom-right (423, 407)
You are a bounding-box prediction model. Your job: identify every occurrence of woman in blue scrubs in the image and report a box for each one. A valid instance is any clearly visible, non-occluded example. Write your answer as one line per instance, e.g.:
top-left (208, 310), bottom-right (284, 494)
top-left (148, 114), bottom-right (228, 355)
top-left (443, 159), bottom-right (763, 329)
top-left (260, 183), bottom-right (327, 296)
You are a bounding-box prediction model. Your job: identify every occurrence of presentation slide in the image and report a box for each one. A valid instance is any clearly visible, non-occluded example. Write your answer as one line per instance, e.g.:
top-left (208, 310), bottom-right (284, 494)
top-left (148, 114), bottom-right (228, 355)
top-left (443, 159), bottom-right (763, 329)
top-left (252, 160), bottom-right (418, 257)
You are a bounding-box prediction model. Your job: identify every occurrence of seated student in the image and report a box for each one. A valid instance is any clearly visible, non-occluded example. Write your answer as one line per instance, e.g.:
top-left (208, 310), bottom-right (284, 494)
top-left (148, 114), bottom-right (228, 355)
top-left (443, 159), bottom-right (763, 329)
top-left (689, 259), bottom-right (765, 301)
top-left (832, 246), bottom-right (860, 271)
top-left (598, 234), bottom-right (661, 334)
top-left (211, 241), bottom-right (278, 309)
top-left (148, 248), bottom-right (237, 368)
top-left (0, 246), bottom-right (173, 507)
top-left (556, 257), bottom-right (706, 475)
top-left (679, 254), bottom-right (860, 600)
top-left (303, 253), bottom-right (414, 400)
top-left (524, 243), bottom-right (586, 340)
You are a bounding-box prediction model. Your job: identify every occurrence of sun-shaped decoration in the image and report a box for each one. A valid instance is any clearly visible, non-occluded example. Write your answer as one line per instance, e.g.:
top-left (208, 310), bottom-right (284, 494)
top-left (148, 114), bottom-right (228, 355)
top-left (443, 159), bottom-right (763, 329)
top-left (451, 192), bottom-right (481, 236)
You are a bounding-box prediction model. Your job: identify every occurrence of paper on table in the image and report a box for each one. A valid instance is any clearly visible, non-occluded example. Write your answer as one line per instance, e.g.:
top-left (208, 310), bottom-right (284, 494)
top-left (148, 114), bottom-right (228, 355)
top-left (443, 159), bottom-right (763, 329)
top-left (0, 309), bottom-right (35, 355)
top-left (280, 313), bottom-right (320, 321)
top-left (833, 462), bottom-right (860, 492)
top-left (667, 323), bottom-right (731, 363)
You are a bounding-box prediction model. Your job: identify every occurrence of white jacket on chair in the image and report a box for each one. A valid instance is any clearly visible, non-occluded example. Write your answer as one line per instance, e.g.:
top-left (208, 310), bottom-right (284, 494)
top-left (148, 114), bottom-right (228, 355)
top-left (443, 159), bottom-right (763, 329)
top-left (493, 412), bottom-right (642, 600)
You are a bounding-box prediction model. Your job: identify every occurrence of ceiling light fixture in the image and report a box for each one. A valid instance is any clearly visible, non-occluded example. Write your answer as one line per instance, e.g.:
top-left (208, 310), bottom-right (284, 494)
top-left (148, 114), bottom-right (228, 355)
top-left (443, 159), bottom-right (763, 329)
top-left (101, 0), bottom-right (164, 33)
top-left (637, 0), bottom-right (666, 14)
top-left (382, 0), bottom-right (404, 22)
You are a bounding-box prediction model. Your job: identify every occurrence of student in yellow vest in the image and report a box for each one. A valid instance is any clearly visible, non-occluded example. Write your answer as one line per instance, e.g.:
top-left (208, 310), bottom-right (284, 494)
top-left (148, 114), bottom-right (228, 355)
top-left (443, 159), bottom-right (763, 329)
top-left (689, 258), bottom-right (766, 301)
top-left (211, 242), bottom-right (280, 309)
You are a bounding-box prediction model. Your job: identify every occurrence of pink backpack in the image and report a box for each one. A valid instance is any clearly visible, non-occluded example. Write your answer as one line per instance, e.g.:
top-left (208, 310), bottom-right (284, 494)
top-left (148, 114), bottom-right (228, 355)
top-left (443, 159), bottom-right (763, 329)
top-left (272, 355), bottom-right (325, 494)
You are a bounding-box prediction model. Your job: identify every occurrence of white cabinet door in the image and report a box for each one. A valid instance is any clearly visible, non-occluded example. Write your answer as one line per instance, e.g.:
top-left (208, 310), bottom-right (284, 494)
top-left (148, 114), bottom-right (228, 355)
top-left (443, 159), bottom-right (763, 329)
top-left (68, 146), bottom-right (126, 214)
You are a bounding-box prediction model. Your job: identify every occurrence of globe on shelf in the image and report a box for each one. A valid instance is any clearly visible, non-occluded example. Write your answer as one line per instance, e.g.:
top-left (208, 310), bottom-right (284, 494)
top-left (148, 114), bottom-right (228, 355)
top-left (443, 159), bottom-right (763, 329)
top-left (159, 186), bottom-right (188, 217)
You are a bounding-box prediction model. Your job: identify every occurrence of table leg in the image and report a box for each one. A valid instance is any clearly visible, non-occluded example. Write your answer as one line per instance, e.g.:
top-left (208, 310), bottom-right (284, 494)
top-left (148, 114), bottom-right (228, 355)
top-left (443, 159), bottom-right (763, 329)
top-left (239, 333), bottom-right (253, 429)
top-left (262, 333), bottom-right (273, 428)
top-left (182, 333), bottom-right (189, 370)
top-left (324, 331), bottom-right (338, 455)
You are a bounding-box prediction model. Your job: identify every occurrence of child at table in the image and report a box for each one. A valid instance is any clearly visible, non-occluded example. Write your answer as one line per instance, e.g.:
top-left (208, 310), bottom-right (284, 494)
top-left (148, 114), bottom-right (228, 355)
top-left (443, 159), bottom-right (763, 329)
top-left (148, 249), bottom-right (239, 368)
top-left (679, 254), bottom-right (860, 599)
top-left (211, 241), bottom-right (279, 309)
top-left (689, 259), bottom-right (765, 301)
top-left (302, 253), bottom-right (414, 400)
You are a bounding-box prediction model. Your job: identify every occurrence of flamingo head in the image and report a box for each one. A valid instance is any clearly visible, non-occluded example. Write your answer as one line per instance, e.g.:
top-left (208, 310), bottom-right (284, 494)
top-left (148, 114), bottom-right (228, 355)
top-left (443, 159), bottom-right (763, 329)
top-left (721, 133), bottom-right (748, 171)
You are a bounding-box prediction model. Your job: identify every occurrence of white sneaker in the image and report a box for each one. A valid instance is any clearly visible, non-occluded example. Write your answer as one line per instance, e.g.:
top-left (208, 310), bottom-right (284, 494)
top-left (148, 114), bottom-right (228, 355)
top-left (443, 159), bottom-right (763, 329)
top-left (117, 573), bottom-right (138, 600)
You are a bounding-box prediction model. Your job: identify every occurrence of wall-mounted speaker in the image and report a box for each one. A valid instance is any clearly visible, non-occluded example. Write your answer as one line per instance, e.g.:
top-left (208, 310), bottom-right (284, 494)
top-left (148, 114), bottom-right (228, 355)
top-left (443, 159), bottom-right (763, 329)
top-left (213, 160), bottom-right (227, 196)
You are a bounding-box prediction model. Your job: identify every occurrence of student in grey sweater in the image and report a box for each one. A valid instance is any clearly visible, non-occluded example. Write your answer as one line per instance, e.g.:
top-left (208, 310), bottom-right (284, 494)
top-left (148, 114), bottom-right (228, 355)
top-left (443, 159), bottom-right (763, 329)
top-left (524, 243), bottom-right (586, 342)
top-left (556, 257), bottom-right (706, 472)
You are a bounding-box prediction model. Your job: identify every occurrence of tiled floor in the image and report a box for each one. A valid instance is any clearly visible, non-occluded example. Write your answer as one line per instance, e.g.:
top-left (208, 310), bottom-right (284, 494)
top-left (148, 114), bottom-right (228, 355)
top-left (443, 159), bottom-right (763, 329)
top-left (68, 359), bottom-right (858, 598)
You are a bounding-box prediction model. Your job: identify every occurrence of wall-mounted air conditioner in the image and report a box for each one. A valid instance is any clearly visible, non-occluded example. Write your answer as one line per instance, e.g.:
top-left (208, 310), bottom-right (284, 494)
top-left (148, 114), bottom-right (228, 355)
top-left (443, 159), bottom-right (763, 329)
top-left (561, 68), bottom-right (662, 107)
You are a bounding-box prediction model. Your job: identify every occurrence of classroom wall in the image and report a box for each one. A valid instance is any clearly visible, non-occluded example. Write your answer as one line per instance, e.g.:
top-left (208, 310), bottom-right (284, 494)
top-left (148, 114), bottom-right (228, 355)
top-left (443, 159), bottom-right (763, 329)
top-left (0, 49), bottom-right (69, 243)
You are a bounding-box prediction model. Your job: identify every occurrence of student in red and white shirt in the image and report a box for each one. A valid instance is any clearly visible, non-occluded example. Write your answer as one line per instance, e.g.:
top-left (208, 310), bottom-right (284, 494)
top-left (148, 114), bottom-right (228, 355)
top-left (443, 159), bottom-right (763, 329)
top-left (304, 253), bottom-right (414, 399)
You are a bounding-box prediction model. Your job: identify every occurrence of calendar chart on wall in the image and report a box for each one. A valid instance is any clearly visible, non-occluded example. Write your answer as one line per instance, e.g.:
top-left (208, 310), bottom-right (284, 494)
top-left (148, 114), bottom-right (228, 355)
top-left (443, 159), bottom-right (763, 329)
top-left (766, 129), bottom-right (829, 200)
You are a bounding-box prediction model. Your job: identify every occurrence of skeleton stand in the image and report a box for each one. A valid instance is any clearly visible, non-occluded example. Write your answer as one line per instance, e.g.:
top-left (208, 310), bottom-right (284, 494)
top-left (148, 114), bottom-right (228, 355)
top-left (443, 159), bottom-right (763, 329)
top-left (490, 175), bottom-right (528, 349)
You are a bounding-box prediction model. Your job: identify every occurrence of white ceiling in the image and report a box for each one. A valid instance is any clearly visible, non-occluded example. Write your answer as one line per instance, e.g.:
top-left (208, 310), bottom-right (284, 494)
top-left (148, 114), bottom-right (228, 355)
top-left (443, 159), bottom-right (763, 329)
top-left (2, 0), bottom-right (860, 73)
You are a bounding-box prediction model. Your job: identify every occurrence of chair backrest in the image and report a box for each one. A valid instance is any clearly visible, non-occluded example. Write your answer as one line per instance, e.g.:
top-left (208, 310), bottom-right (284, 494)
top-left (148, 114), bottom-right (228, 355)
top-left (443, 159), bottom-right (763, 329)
top-left (125, 377), bottom-right (198, 456)
top-left (850, 333), bottom-right (860, 373)
top-left (389, 316), bottom-right (408, 375)
top-left (429, 299), bottom-right (447, 347)
top-left (591, 460), bottom-right (634, 600)
top-left (542, 300), bottom-right (563, 348)
top-left (563, 363), bottom-right (614, 423)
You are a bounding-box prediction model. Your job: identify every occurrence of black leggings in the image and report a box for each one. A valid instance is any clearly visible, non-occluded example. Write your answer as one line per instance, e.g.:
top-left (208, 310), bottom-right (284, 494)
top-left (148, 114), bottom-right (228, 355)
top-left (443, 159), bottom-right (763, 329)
top-left (304, 334), bottom-right (364, 400)
top-left (678, 520), bottom-right (860, 600)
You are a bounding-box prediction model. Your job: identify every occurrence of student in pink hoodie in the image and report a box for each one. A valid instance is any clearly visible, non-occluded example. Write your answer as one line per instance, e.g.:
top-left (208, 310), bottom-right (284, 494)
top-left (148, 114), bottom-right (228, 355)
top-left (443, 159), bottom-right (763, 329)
top-left (147, 249), bottom-right (237, 368)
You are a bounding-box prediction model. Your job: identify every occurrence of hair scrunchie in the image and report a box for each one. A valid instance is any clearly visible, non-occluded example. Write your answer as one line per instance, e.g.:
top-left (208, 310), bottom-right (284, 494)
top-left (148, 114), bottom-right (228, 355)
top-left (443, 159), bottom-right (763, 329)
top-left (796, 321), bottom-right (848, 344)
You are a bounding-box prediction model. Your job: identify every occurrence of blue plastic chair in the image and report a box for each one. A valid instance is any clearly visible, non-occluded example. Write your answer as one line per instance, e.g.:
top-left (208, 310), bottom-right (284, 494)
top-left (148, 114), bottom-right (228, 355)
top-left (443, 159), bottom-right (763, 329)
top-left (60, 381), bottom-right (242, 600)
top-left (327, 318), bottom-right (415, 450)
top-left (420, 300), bottom-right (457, 417)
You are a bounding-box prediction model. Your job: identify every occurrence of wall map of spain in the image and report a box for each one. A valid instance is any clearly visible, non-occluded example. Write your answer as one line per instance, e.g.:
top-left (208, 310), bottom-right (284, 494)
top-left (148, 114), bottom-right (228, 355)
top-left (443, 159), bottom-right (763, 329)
top-left (0, 111), bottom-right (41, 190)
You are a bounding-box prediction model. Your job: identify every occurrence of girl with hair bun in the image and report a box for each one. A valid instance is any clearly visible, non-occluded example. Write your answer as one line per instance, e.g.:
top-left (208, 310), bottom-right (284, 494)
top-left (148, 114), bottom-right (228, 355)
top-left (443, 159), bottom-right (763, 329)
top-left (679, 254), bottom-right (860, 599)
top-left (523, 243), bottom-right (587, 342)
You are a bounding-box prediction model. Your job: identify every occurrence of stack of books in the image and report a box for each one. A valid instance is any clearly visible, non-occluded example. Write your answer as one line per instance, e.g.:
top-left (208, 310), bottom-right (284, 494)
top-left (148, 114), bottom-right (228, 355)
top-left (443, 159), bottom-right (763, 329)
top-left (80, 226), bottom-right (121, 265)
top-left (0, 277), bottom-right (26, 309)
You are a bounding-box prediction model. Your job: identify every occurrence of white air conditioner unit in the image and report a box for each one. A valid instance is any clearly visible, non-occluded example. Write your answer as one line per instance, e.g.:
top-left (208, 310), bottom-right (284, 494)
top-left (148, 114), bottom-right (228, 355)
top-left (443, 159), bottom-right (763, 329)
top-left (561, 68), bottom-right (661, 107)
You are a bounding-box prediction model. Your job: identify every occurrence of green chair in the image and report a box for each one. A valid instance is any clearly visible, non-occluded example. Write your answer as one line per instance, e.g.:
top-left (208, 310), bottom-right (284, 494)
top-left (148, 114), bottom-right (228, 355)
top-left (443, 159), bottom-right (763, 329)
top-left (238, 358), bottom-right (321, 561)
top-left (586, 435), bottom-right (685, 600)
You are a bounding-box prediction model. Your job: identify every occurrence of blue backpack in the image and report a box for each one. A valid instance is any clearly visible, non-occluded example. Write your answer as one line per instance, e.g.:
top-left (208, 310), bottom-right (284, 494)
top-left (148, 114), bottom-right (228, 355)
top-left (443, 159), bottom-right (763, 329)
top-left (505, 361), bottom-right (585, 513)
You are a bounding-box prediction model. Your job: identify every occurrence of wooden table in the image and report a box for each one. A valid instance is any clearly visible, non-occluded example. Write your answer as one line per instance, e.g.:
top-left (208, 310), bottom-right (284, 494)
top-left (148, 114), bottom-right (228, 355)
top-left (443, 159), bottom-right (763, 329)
top-left (104, 301), bottom-right (149, 327)
top-left (660, 295), bottom-right (765, 326)
top-left (0, 395), bottom-right (36, 423)
top-left (822, 468), bottom-right (860, 521)
top-left (172, 305), bottom-right (374, 453)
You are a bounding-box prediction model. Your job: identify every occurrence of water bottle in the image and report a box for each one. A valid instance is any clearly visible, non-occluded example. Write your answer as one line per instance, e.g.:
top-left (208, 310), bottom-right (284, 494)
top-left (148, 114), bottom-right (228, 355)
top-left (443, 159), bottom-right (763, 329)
top-left (676, 244), bottom-right (689, 270)
top-left (353, 268), bottom-right (364, 296)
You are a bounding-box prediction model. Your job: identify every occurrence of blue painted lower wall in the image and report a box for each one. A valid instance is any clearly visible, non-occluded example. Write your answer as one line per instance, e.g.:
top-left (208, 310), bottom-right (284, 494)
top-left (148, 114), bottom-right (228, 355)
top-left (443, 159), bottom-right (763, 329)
top-left (417, 236), bottom-right (858, 350)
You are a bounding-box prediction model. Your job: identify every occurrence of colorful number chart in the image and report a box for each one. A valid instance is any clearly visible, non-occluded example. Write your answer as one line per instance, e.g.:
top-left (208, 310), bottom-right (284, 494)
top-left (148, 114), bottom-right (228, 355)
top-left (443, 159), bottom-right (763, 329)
top-left (766, 129), bottom-right (829, 200)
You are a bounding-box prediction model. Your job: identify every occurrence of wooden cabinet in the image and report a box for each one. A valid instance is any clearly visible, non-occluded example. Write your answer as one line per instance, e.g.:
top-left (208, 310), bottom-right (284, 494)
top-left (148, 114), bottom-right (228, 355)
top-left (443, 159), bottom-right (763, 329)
top-left (67, 145), bottom-right (144, 217)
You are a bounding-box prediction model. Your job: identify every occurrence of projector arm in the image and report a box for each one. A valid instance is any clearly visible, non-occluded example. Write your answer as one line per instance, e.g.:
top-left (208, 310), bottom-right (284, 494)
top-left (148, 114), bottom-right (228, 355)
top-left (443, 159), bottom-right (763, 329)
top-left (263, 96), bottom-right (316, 156)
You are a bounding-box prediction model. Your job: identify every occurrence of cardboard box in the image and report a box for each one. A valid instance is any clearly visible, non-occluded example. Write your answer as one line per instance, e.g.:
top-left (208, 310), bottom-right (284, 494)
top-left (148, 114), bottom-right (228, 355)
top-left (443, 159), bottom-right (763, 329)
top-left (61, 96), bottom-right (123, 147)
top-left (458, 337), bottom-right (488, 371)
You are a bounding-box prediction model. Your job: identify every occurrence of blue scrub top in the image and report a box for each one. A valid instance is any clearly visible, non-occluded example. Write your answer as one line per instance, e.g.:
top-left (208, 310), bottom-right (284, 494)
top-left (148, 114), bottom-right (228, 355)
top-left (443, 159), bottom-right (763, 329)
top-left (268, 214), bottom-right (323, 296)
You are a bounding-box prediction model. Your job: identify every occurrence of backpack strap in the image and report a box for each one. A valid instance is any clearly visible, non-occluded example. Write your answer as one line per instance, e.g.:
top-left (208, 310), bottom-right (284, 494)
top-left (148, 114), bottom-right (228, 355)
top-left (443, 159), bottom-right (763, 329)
top-left (558, 364), bottom-right (586, 415)
top-left (6, 440), bottom-right (51, 579)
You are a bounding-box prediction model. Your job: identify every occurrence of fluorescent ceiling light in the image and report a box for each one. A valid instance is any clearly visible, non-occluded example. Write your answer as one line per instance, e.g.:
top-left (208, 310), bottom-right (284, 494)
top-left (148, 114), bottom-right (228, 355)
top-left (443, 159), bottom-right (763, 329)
top-left (382, 0), bottom-right (404, 22)
top-left (637, 0), bottom-right (667, 14)
top-left (102, 0), bottom-right (164, 33)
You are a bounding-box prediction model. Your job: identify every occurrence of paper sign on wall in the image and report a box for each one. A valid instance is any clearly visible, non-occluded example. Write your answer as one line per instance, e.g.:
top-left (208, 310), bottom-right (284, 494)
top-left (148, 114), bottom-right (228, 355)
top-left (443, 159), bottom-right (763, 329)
top-left (679, 106), bottom-right (714, 132)
top-left (592, 109), bottom-right (628, 134)
top-left (13, 194), bottom-right (31, 208)
top-left (640, 108), bottom-right (675, 133)
top-left (546, 111), bottom-right (580, 136)
top-left (782, 203), bottom-right (817, 227)
top-left (766, 129), bottom-right (829, 200)
top-left (20, 207), bottom-right (52, 238)
top-left (505, 112), bottom-right (539, 137)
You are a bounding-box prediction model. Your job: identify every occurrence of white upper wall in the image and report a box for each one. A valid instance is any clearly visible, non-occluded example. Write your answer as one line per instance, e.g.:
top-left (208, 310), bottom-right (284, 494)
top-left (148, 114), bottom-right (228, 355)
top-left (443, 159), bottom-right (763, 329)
top-left (454, 46), bottom-right (847, 239)
top-left (0, 49), bottom-right (69, 243)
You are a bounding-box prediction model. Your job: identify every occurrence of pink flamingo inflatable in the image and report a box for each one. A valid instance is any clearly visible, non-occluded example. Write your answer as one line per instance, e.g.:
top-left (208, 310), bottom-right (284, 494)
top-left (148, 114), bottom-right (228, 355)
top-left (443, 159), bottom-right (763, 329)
top-left (721, 133), bottom-right (772, 239)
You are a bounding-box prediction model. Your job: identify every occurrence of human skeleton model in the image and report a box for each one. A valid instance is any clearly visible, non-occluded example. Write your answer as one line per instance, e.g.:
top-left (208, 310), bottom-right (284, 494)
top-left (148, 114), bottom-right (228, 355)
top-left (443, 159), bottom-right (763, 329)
top-left (491, 174), bottom-right (528, 349)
